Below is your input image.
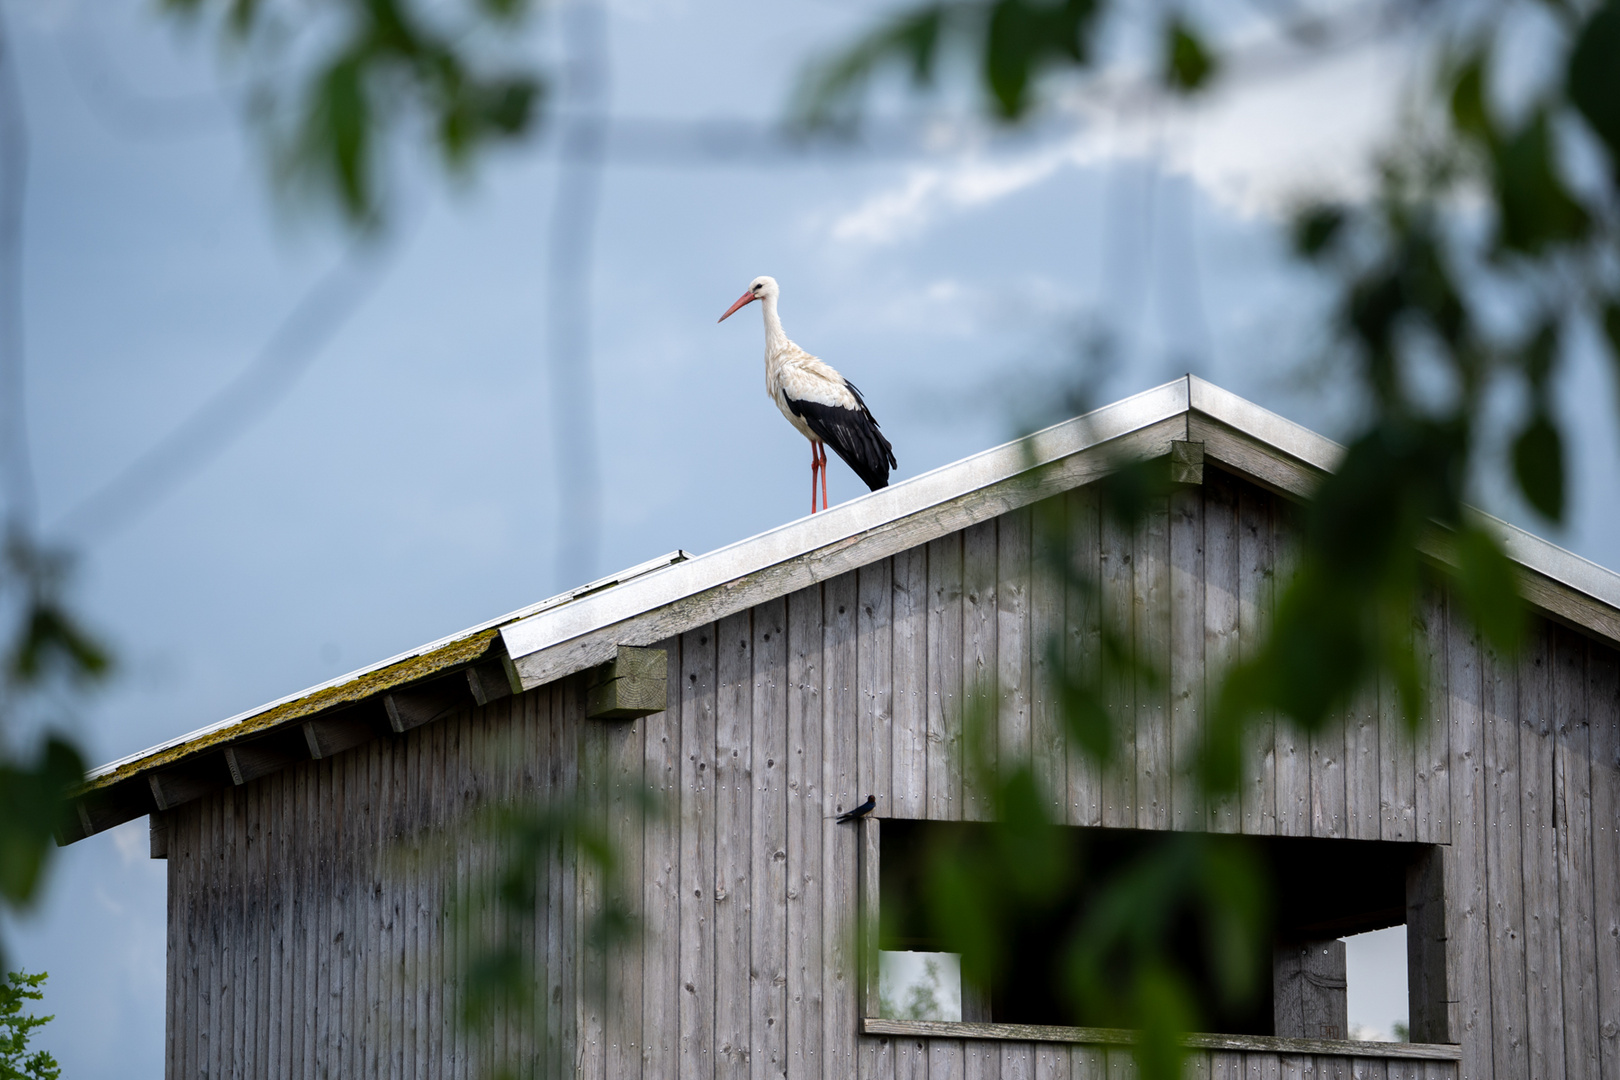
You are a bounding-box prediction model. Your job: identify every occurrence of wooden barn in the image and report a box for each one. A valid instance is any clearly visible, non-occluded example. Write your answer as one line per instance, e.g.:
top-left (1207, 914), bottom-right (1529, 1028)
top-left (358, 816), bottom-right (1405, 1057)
top-left (62, 376), bottom-right (1620, 1080)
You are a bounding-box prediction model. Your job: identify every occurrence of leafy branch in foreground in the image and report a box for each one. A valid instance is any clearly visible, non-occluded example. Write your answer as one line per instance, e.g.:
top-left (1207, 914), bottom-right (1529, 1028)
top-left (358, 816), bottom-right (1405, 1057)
top-left (395, 744), bottom-right (651, 1080)
top-left (0, 534), bottom-right (103, 969)
top-left (161, 0), bottom-right (547, 227)
top-left (0, 971), bottom-right (60, 1080)
top-left (808, 0), bottom-right (1620, 1074)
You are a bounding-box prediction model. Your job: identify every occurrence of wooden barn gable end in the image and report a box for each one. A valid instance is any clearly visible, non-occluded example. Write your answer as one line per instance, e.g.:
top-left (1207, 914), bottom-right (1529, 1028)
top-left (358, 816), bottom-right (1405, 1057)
top-left (155, 470), bottom-right (1620, 1080)
top-left (65, 376), bottom-right (1620, 1080)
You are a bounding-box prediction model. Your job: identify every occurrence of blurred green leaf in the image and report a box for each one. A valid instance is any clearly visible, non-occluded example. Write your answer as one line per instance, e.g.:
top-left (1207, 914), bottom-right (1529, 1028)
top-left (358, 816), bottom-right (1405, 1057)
top-left (984, 0), bottom-right (1099, 118)
top-left (1448, 51), bottom-right (1492, 143)
top-left (1568, 0), bottom-right (1620, 176)
top-left (1512, 409), bottom-right (1565, 521)
top-left (1452, 526), bottom-right (1524, 650)
top-left (1164, 17), bottom-right (1216, 93)
top-left (1493, 111), bottom-right (1589, 254)
top-left (11, 603), bottom-right (109, 686)
top-left (0, 739), bottom-right (85, 911)
top-left (1291, 203), bottom-right (1345, 259)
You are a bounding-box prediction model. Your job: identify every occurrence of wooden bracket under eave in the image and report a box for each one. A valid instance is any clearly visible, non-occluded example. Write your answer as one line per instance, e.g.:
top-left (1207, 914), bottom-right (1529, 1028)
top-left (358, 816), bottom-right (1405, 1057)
top-left (1171, 439), bottom-right (1205, 485)
top-left (585, 645), bottom-right (668, 720)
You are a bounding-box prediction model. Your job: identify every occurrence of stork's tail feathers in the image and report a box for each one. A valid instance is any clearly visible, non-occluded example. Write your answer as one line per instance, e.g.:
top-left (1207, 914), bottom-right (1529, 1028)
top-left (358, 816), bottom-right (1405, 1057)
top-left (787, 381), bottom-right (896, 492)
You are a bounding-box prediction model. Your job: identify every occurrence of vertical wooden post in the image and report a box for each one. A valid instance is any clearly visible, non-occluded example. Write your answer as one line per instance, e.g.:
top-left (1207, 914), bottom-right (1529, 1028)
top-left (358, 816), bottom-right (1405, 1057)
top-left (1406, 844), bottom-right (1451, 1044)
top-left (859, 815), bottom-right (882, 1019)
top-left (1272, 939), bottom-right (1348, 1040)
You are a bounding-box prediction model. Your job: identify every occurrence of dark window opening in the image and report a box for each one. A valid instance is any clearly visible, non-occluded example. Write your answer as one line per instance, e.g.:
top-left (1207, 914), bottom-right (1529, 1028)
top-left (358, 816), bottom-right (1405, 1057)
top-left (878, 820), bottom-right (1444, 1040)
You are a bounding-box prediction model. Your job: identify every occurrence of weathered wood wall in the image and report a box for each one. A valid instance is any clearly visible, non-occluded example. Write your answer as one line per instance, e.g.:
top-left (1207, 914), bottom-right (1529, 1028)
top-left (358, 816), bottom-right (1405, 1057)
top-left (163, 470), bottom-right (1619, 1080)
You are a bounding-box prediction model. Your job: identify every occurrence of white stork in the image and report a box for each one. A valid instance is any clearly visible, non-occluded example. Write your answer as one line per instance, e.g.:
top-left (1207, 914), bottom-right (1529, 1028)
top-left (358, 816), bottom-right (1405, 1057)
top-left (718, 276), bottom-right (896, 514)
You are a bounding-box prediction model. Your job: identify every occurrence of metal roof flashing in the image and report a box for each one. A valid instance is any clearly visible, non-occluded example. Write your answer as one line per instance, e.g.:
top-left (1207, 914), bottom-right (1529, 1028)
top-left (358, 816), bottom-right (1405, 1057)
top-left (64, 376), bottom-right (1620, 843)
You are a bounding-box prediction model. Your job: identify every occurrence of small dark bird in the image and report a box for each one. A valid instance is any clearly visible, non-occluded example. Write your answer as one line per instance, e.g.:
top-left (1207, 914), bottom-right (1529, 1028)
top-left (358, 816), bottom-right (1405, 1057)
top-left (836, 795), bottom-right (877, 823)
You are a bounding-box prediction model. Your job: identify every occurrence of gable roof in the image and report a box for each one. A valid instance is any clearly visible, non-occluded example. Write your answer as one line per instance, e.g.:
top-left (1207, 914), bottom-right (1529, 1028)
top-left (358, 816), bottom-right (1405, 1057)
top-left (61, 375), bottom-right (1620, 844)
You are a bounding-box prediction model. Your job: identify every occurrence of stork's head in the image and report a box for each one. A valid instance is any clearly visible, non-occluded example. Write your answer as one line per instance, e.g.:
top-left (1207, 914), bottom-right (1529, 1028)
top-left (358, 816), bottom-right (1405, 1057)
top-left (718, 276), bottom-right (778, 322)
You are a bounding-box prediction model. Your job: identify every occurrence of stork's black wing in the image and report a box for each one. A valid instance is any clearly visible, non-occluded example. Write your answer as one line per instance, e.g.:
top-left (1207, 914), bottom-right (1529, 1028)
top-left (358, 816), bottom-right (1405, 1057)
top-left (786, 381), bottom-right (897, 492)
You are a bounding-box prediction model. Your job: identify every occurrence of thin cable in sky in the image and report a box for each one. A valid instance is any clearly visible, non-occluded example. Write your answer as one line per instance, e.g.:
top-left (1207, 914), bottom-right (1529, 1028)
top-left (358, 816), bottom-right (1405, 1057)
top-left (0, 2), bottom-right (36, 531)
top-left (546, 0), bottom-right (609, 590)
top-left (51, 232), bottom-right (405, 543)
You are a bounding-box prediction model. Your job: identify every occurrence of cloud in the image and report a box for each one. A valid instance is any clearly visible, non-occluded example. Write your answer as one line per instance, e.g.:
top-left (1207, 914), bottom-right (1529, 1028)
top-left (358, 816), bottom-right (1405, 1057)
top-left (826, 35), bottom-right (1413, 246)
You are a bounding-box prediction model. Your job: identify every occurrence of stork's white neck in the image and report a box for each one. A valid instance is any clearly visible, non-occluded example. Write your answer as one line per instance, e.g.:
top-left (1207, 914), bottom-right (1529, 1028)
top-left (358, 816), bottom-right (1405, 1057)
top-left (761, 294), bottom-right (790, 353)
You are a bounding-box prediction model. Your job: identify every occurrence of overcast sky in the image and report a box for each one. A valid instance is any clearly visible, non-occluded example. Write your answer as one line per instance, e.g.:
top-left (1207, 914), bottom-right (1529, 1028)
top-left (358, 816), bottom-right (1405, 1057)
top-left (4, 0), bottom-right (1616, 1074)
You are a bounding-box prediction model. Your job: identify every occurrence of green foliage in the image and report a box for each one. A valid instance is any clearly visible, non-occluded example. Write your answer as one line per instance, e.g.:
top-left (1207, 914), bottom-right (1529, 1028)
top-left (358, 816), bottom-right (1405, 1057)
top-left (0, 972), bottom-right (60, 1080)
top-left (399, 746), bottom-right (653, 1080)
top-left (164, 0), bottom-right (544, 226)
top-left (809, 0), bottom-right (1620, 1073)
top-left (0, 534), bottom-right (102, 966)
top-left (0, 740), bottom-right (85, 915)
top-left (799, 0), bottom-right (1104, 125)
top-left (1163, 17), bottom-right (1216, 93)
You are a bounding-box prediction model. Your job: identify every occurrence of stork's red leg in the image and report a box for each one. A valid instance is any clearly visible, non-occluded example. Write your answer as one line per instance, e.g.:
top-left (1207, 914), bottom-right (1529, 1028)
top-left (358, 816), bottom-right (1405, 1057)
top-left (819, 442), bottom-right (829, 511)
top-left (810, 443), bottom-right (819, 514)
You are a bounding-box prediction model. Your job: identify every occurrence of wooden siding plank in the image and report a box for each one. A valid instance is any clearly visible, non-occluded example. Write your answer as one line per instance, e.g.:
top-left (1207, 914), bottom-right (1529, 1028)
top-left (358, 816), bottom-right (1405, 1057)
top-left (680, 626), bottom-right (719, 1080)
top-left (1067, 488), bottom-right (1103, 827)
top-left (1345, 687), bottom-right (1379, 842)
top-left (645, 641), bottom-right (682, 1080)
top-left (1000, 508), bottom-right (1034, 791)
top-left (753, 601), bottom-right (790, 1080)
top-left (1072, 1044), bottom-right (1106, 1080)
top-left (1310, 705), bottom-right (1347, 839)
top-left (716, 609), bottom-right (755, 1080)
top-left (930, 1038), bottom-right (965, 1080)
top-left (1445, 606), bottom-right (1491, 1079)
top-left (354, 746), bottom-right (374, 1080)
top-left (896, 1035), bottom-right (927, 1080)
top-left (1414, 591), bottom-right (1451, 847)
top-left (928, 534), bottom-right (965, 822)
top-left (964, 1040), bottom-right (1000, 1080)
top-left (962, 520), bottom-right (998, 822)
top-left (1135, 499), bottom-right (1172, 831)
top-left (1205, 469), bottom-right (1237, 835)
top-left (825, 572), bottom-right (862, 1080)
top-left (1237, 485), bottom-right (1276, 836)
top-left (1378, 655), bottom-right (1416, 843)
top-left (1482, 640), bottom-right (1528, 1079)
top-left (1036, 1040), bottom-right (1072, 1080)
top-left (1588, 644), bottom-right (1620, 1077)
top-left (1554, 628), bottom-right (1600, 1080)
top-left (1170, 485), bottom-right (1206, 832)
top-left (1100, 508), bottom-right (1136, 830)
top-left (579, 705), bottom-right (609, 1080)
top-left (1032, 501), bottom-right (1068, 822)
top-left (1519, 636), bottom-right (1574, 1080)
top-left (611, 698), bottom-right (648, 1080)
top-left (860, 559), bottom-right (895, 818)
top-left (893, 545), bottom-right (930, 820)
top-left (1002, 1041), bottom-right (1035, 1080)
top-left (787, 584), bottom-right (824, 1080)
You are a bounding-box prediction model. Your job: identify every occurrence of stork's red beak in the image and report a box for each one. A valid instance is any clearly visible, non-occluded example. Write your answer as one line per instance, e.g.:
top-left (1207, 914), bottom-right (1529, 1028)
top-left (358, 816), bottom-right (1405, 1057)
top-left (718, 290), bottom-right (756, 323)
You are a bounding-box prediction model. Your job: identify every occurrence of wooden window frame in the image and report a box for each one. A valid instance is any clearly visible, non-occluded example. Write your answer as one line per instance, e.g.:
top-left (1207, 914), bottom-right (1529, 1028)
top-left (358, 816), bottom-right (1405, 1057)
top-left (857, 817), bottom-right (1460, 1062)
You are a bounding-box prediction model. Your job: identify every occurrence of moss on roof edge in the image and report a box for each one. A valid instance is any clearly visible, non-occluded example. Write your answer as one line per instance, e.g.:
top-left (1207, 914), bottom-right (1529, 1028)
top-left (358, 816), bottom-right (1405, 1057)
top-left (78, 629), bottom-right (499, 794)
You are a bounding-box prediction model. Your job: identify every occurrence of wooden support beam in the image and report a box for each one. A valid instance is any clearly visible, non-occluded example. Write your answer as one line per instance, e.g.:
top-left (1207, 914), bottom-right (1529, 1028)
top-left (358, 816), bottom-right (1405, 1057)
top-left (465, 660), bottom-right (513, 707)
top-left (146, 757), bottom-right (230, 812)
top-left (1170, 440), bottom-right (1205, 485)
top-left (150, 812), bottom-right (168, 860)
top-left (223, 741), bottom-right (302, 786)
top-left (301, 713), bottom-right (377, 760)
top-left (585, 645), bottom-right (669, 719)
top-left (384, 676), bottom-right (473, 734)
